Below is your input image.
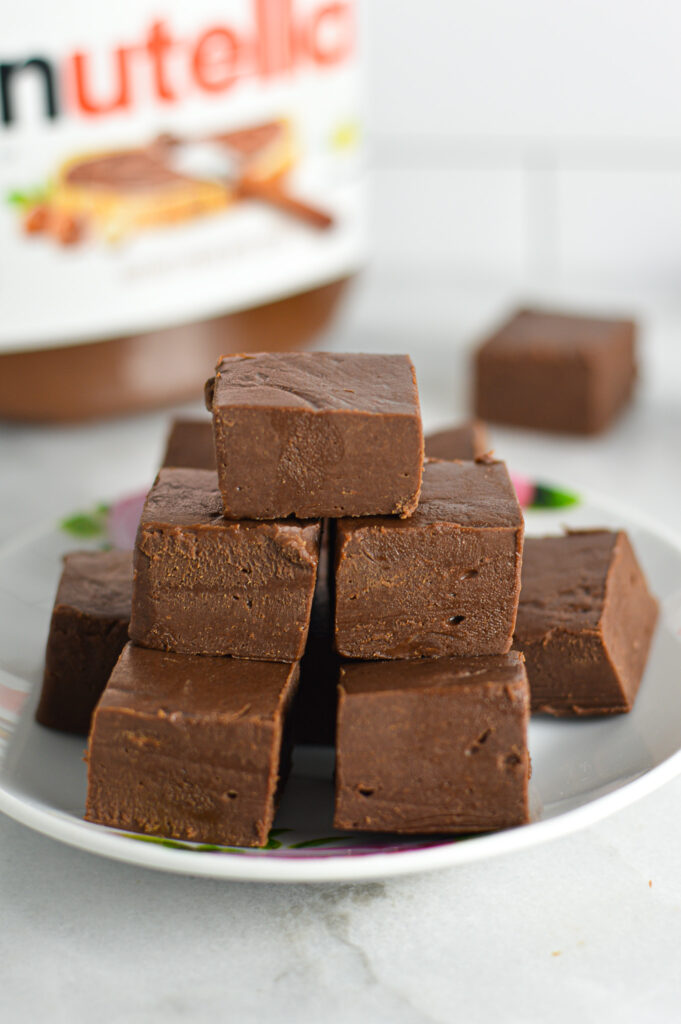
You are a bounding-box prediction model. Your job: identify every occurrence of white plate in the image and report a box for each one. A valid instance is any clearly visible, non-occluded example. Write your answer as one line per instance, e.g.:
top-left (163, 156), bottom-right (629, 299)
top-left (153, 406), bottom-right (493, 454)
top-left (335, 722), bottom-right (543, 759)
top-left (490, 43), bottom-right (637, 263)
top-left (1, 485), bottom-right (680, 883)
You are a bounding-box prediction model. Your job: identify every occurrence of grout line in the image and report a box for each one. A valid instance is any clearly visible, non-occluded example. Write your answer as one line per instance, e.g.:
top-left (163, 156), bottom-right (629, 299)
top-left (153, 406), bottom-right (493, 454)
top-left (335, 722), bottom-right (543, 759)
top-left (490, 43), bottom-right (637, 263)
top-left (523, 149), bottom-right (559, 287)
top-left (368, 134), bottom-right (681, 171)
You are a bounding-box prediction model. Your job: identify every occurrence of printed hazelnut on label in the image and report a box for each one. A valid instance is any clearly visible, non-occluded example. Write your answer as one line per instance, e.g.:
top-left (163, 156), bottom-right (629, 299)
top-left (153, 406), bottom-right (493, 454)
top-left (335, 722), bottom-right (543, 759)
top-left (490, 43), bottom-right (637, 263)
top-left (23, 204), bottom-right (51, 234)
top-left (50, 212), bottom-right (82, 246)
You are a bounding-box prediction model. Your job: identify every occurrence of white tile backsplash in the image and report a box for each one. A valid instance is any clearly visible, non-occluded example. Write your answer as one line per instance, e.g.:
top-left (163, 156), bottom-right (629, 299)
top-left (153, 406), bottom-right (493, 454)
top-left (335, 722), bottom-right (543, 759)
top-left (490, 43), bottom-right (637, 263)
top-left (369, 165), bottom-right (527, 278)
top-left (366, 0), bottom-right (681, 296)
top-left (556, 169), bottom-right (681, 287)
top-left (367, 0), bottom-right (681, 144)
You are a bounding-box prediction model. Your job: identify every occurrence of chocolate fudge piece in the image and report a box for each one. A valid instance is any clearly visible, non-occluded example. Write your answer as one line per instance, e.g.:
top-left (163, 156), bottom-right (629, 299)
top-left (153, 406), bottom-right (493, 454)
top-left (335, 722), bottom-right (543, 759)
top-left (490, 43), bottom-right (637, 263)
top-left (129, 468), bottom-right (320, 661)
top-left (85, 644), bottom-right (299, 847)
top-left (294, 522), bottom-right (339, 745)
top-left (334, 459), bottom-right (524, 659)
top-left (205, 352), bottom-right (424, 519)
top-left (514, 531), bottom-right (658, 715)
top-left (425, 421), bottom-right (489, 460)
top-left (36, 550), bottom-right (132, 735)
top-left (474, 308), bottom-right (637, 434)
top-left (334, 652), bottom-right (530, 834)
top-left (161, 418), bottom-right (215, 470)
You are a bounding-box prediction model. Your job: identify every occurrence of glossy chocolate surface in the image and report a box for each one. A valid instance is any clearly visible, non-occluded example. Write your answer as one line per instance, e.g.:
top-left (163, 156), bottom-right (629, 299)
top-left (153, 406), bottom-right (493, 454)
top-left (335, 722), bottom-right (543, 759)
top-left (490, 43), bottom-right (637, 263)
top-left (129, 468), bottom-right (320, 661)
top-left (425, 421), bottom-right (489, 461)
top-left (335, 652), bottom-right (531, 834)
top-left (514, 531), bottom-right (658, 714)
top-left (85, 644), bottom-right (299, 847)
top-left (206, 352), bottom-right (424, 519)
top-left (475, 308), bottom-right (637, 434)
top-left (334, 459), bottom-right (524, 659)
top-left (161, 419), bottom-right (216, 470)
top-left (36, 550), bottom-right (132, 735)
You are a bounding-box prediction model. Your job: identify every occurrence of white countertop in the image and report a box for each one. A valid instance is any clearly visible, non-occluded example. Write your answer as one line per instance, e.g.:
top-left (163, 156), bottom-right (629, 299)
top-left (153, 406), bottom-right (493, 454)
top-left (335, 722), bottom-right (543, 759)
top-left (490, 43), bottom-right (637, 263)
top-left (1, 270), bottom-right (681, 1024)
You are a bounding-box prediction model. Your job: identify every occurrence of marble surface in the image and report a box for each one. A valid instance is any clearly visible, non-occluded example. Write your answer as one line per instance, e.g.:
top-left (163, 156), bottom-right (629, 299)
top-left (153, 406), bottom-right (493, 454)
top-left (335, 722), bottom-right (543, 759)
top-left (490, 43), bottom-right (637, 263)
top-left (1, 270), bottom-right (681, 1023)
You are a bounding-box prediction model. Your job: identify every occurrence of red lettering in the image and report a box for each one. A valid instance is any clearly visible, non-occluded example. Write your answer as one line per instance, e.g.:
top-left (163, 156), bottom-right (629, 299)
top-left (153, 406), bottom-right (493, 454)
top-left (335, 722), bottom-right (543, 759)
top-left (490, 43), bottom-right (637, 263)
top-left (146, 21), bottom-right (175, 102)
top-left (255, 0), bottom-right (294, 78)
top-left (192, 28), bottom-right (241, 93)
top-left (303, 3), bottom-right (354, 66)
top-left (70, 48), bottom-right (131, 116)
top-left (52, 4), bottom-right (355, 125)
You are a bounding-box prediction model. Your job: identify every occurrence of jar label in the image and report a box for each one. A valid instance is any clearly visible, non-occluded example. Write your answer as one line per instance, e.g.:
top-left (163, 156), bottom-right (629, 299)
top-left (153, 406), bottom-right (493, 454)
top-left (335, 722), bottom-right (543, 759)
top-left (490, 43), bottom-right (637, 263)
top-left (0, 0), bottom-right (365, 351)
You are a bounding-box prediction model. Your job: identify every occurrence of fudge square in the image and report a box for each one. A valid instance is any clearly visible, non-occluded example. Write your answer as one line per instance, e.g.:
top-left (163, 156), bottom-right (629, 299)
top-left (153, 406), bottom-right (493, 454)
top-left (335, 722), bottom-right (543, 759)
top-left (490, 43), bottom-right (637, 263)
top-left (36, 550), bottom-right (132, 735)
top-left (474, 308), bottom-right (637, 435)
top-left (161, 418), bottom-right (216, 470)
top-left (334, 652), bottom-right (531, 834)
top-left (334, 459), bottom-right (524, 659)
top-left (425, 420), bottom-right (489, 461)
top-left (205, 352), bottom-right (424, 520)
top-left (129, 468), bottom-right (320, 661)
top-left (85, 644), bottom-right (299, 847)
top-left (514, 531), bottom-right (658, 715)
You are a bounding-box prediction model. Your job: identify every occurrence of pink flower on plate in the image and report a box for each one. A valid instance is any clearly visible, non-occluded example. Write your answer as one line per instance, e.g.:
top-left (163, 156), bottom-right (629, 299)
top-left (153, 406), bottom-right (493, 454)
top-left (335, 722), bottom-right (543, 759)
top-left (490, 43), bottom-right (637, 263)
top-left (510, 472), bottom-right (535, 509)
top-left (0, 681), bottom-right (28, 716)
top-left (510, 474), bottom-right (580, 510)
top-left (106, 490), bottom-right (147, 549)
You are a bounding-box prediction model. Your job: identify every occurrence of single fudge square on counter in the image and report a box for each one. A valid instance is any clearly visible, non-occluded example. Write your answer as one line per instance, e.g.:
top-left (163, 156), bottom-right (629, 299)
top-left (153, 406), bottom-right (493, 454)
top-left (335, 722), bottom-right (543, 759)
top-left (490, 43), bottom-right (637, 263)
top-left (161, 418), bottom-right (216, 470)
top-left (474, 309), bottom-right (636, 434)
top-left (205, 352), bottom-right (424, 520)
top-left (425, 421), bottom-right (489, 461)
top-left (85, 644), bottom-right (299, 847)
top-left (129, 468), bottom-right (320, 661)
top-left (514, 531), bottom-right (658, 715)
top-left (36, 550), bottom-right (132, 735)
top-left (335, 653), bottom-right (531, 835)
top-left (334, 459), bottom-right (524, 659)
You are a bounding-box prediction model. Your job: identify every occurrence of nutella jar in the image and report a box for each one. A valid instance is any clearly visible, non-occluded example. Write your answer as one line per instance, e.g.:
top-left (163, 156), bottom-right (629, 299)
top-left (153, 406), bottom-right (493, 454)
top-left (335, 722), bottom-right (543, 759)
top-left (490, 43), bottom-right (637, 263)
top-left (0, 0), bottom-right (365, 421)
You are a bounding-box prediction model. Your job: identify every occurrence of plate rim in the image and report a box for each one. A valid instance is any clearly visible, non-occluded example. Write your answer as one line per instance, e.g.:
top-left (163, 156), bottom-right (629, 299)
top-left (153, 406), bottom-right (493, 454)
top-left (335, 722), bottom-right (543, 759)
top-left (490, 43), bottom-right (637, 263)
top-left (1, 481), bottom-right (680, 883)
top-left (1, 751), bottom-right (680, 883)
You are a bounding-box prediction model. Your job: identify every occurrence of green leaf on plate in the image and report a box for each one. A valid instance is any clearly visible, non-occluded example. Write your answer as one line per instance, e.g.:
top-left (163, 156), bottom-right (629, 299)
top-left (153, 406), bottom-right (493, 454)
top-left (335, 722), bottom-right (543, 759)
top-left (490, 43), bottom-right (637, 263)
top-left (123, 834), bottom-right (194, 851)
top-left (60, 503), bottom-right (110, 538)
top-left (530, 484), bottom-right (580, 509)
top-left (121, 828), bottom-right (294, 854)
top-left (288, 836), bottom-right (344, 849)
top-left (194, 844), bottom-right (247, 854)
top-left (122, 833), bottom-right (248, 854)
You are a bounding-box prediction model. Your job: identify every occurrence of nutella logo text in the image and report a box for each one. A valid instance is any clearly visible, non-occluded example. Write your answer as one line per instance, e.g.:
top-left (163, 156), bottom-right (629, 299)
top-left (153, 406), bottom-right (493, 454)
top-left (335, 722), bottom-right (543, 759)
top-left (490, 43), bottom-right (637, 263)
top-left (1, 0), bottom-right (354, 126)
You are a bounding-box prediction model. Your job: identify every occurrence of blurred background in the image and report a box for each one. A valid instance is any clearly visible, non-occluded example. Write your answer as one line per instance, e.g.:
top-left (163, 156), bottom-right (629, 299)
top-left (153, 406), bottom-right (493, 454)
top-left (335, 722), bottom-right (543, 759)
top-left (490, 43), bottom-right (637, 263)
top-left (366, 0), bottom-right (681, 298)
top-left (338, 0), bottom-right (681, 421)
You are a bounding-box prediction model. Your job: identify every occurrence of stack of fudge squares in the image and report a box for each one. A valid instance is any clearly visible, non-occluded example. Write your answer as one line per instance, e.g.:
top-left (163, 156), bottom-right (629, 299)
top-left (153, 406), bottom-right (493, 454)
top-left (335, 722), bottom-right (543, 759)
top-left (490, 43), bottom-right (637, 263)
top-left (36, 352), bottom-right (659, 849)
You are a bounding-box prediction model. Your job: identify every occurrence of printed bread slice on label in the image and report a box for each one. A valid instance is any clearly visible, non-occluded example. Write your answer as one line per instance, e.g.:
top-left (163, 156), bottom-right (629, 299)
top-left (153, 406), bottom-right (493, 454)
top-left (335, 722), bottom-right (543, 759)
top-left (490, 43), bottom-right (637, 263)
top-left (52, 144), bottom-right (233, 243)
top-left (49, 120), bottom-right (296, 243)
